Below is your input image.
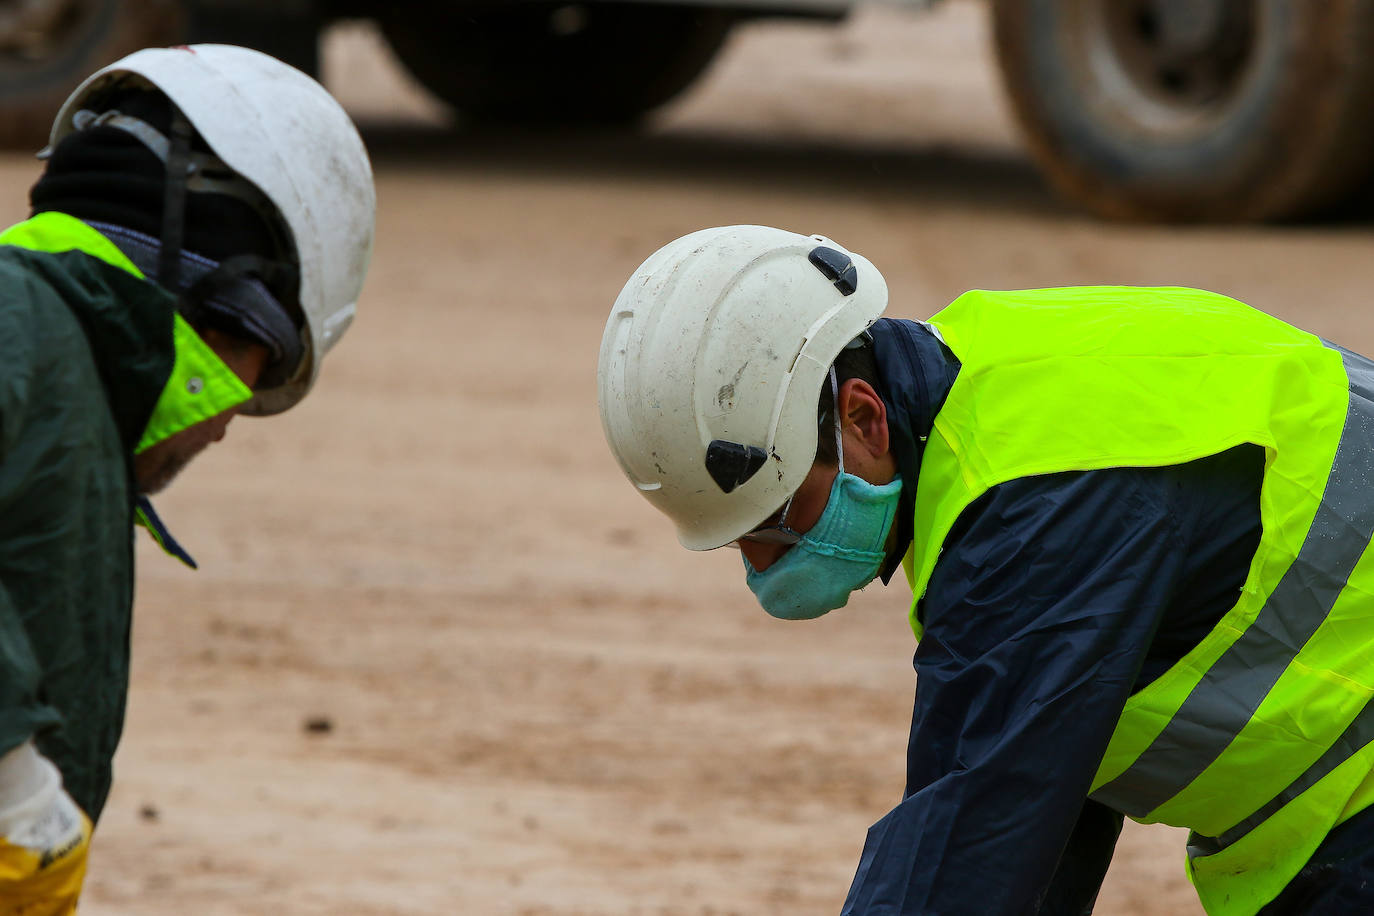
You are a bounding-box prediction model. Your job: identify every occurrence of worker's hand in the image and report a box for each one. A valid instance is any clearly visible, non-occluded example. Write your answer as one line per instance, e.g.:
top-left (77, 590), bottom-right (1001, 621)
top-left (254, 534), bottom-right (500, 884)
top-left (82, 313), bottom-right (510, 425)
top-left (0, 742), bottom-right (92, 916)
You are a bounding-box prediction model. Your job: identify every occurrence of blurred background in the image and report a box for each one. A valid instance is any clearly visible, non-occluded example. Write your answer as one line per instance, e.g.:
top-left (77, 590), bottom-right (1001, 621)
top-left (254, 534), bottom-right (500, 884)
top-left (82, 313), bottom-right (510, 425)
top-left (4, 1), bottom-right (1373, 913)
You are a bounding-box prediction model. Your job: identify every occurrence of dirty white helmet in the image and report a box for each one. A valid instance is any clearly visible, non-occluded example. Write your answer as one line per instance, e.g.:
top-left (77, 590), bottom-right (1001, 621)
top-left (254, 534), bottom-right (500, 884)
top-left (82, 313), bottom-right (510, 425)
top-left (598, 225), bottom-right (888, 550)
top-left (48, 44), bottom-right (376, 415)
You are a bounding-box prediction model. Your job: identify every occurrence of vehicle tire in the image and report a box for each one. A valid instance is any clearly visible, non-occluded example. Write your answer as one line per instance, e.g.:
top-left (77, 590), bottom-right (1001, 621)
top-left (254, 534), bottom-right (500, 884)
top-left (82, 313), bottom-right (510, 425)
top-left (0, 0), bottom-right (185, 150)
top-left (378, 3), bottom-right (734, 124)
top-left (990, 0), bottom-right (1374, 221)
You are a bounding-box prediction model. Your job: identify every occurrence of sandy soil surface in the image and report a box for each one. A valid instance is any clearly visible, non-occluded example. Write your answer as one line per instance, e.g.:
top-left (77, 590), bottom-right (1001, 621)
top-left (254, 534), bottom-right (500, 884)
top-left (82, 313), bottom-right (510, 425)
top-left (4, 2), bottom-right (1374, 913)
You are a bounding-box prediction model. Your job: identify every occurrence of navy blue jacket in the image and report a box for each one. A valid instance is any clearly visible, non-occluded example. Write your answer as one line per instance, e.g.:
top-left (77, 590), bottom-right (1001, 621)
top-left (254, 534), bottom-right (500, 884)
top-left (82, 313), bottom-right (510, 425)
top-left (839, 318), bottom-right (1267, 914)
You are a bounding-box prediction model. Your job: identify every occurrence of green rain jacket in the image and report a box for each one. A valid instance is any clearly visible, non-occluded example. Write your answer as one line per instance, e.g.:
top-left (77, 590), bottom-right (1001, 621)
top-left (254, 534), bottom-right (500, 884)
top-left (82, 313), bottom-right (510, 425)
top-left (0, 213), bottom-right (251, 821)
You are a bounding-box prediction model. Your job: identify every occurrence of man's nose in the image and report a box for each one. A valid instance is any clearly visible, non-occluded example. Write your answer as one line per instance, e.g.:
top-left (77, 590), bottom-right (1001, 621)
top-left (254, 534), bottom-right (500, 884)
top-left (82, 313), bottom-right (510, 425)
top-left (211, 414), bottom-right (236, 443)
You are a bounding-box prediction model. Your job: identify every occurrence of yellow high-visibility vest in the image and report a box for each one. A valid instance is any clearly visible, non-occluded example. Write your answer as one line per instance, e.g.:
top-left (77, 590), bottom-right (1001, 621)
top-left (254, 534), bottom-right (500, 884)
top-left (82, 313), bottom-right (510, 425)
top-left (904, 286), bottom-right (1374, 915)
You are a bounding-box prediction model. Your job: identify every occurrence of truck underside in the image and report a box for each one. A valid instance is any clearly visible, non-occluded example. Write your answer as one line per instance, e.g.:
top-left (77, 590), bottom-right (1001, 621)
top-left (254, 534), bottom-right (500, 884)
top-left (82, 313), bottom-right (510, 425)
top-left (3, 0), bottom-right (1373, 221)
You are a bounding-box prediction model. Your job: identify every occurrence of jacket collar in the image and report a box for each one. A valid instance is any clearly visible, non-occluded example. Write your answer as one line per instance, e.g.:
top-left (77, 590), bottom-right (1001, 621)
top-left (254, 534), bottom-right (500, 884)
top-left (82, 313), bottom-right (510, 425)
top-left (870, 317), bottom-right (961, 582)
top-left (0, 213), bottom-right (252, 453)
top-left (0, 213), bottom-right (251, 569)
top-left (0, 212), bottom-right (177, 454)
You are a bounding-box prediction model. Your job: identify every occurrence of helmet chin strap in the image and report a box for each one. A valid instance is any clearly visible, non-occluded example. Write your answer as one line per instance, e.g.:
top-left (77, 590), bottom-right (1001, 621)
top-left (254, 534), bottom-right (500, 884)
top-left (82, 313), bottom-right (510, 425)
top-left (828, 366), bottom-right (845, 475)
top-left (157, 109), bottom-right (193, 290)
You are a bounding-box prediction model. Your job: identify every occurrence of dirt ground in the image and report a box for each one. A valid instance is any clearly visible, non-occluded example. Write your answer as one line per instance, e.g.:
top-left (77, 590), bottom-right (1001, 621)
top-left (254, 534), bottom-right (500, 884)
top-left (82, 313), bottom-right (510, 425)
top-left (5, 2), bottom-right (1374, 913)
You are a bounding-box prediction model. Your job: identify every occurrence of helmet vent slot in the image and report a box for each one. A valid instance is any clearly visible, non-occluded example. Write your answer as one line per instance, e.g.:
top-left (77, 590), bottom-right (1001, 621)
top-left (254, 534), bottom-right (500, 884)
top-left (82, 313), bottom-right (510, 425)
top-left (705, 440), bottom-right (768, 493)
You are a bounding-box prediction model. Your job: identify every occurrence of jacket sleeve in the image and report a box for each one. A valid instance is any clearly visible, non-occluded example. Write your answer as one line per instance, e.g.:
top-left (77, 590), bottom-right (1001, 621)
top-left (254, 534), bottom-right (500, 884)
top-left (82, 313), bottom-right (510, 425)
top-left (1037, 799), bottom-right (1125, 915)
top-left (0, 581), bottom-right (55, 758)
top-left (841, 465), bottom-right (1200, 916)
top-left (0, 301), bottom-right (67, 757)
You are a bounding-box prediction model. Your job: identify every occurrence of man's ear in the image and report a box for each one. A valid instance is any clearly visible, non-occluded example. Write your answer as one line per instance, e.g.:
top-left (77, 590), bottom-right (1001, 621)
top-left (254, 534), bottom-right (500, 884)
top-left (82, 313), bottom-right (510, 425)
top-left (838, 378), bottom-right (890, 460)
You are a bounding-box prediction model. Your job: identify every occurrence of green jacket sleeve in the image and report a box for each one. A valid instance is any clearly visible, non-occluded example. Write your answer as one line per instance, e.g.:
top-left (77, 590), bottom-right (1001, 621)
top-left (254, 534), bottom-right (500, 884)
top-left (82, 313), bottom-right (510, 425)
top-left (0, 581), bottom-right (60, 755)
top-left (0, 288), bottom-right (66, 755)
top-left (0, 249), bottom-right (135, 815)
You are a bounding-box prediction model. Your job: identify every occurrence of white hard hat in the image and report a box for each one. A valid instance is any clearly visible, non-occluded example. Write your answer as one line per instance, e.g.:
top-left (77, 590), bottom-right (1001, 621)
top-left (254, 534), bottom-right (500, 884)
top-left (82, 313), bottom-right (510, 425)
top-left (49, 44), bottom-right (376, 415)
top-left (598, 225), bottom-right (888, 550)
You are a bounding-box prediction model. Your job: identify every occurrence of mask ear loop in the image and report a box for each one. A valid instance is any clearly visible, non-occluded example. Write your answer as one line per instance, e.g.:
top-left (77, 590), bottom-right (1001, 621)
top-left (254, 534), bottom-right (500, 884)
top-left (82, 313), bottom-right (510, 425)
top-left (830, 366), bottom-right (844, 475)
top-left (765, 366), bottom-right (843, 537)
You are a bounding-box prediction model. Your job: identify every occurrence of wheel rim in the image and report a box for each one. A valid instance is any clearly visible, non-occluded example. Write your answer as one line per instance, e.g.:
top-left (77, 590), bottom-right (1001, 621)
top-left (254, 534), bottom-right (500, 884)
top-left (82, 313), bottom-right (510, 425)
top-left (1061, 0), bottom-right (1263, 138)
top-left (0, 0), bottom-right (99, 66)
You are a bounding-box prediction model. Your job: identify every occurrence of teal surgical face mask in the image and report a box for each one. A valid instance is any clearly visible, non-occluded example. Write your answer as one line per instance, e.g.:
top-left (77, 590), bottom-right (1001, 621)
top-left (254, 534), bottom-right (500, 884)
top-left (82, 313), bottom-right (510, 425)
top-left (742, 370), bottom-right (902, 620)
top-left (744, 471), bottom-right (902, 619)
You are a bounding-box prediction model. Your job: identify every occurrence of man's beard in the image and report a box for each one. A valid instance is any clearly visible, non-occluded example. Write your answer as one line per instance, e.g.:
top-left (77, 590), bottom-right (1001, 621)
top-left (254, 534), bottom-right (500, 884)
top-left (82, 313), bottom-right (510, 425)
top-left (135, 438), bottom-right (212, 495)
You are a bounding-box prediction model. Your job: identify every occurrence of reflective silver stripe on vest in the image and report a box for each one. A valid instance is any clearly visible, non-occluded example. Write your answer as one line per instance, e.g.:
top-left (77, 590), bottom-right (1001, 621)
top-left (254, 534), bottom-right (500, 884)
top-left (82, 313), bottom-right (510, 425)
top-left (1195, 682), bottom-right (1374, 855)
top-left (1092, 344), bottom-right (1374, 821)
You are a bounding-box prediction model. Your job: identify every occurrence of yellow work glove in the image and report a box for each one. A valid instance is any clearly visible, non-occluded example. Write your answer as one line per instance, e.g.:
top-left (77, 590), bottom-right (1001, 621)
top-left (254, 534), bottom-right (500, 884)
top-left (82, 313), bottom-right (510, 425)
top-left (0, 741), bottom-right (92, 915)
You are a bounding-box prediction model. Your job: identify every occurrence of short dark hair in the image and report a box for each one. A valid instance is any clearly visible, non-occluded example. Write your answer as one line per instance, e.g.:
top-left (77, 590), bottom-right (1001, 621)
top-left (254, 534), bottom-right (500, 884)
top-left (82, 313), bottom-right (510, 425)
top-left (814, 338), bottom-right (881, 465)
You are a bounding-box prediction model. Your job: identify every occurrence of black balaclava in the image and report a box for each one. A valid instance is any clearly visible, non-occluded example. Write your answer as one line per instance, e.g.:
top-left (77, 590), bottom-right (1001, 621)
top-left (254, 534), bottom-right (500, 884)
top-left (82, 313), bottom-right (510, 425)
top-left (29, 88), bottom-right (303, 389)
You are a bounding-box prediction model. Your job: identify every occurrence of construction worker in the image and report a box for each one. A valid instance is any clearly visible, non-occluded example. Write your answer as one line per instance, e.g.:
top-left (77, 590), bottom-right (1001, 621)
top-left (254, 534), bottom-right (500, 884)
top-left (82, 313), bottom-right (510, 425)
top-left (597, 225), bottom-right (1374, 915)
top-left (0, 45), bottom-right (374, 911)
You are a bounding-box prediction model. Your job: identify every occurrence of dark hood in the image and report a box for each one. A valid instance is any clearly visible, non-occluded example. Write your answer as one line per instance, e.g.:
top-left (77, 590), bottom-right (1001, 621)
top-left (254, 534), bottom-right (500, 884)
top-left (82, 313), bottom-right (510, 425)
top-left (870, 317), bottom-right (960, 582)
